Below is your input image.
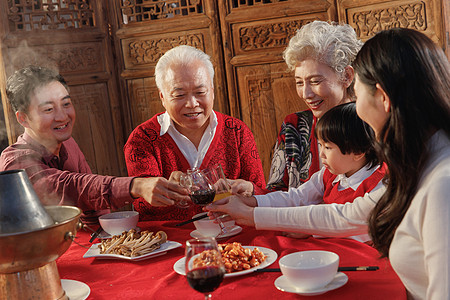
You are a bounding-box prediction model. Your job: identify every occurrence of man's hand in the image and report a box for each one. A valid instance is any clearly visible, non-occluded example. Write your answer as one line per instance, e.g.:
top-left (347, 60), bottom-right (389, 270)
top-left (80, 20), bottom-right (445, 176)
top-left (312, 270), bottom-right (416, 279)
top-left (130, 176), bottom-right (190, 207)
top-left (228, 179), bottom-right (254, 196)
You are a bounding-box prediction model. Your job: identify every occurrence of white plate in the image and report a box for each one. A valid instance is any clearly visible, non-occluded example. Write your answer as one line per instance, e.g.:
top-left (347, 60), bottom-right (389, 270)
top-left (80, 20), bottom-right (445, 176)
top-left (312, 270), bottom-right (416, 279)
top-left (61, 279), bottom-right (90, 300)
top-left (274, 272), bottom-right (348, 296)
top-left (190, 225), bottom-right (243, 239)
top-left (173, 246), bottom-right (277, 278)
top-left (83, 240), bottom-right (182, 260)
top-left (97, 227), bottom-right (141, 239)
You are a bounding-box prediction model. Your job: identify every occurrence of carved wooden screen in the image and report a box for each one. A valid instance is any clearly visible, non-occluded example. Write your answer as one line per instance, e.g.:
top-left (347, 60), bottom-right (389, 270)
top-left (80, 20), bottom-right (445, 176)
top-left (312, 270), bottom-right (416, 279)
top-left (337, 0), bottom-right (446, 46)
top-left (218, 0), bottom-right (337, 178)
top-left (109, 0), bottom-right (228, 133)
top-left (0, 0), bottom-right (126, 176)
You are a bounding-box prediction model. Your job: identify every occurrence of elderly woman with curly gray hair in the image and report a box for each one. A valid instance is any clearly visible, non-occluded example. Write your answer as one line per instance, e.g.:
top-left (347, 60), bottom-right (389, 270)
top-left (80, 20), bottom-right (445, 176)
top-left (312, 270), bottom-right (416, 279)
top-left (267, 21), bottom-right (363, 192)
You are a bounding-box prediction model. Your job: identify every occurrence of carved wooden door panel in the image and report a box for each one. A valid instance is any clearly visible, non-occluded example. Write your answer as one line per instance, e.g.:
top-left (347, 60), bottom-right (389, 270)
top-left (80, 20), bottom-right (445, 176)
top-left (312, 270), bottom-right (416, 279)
top-left (218, 0), bottom-right (338, 178)
top-left (109, 0), bottom-right (228, 134)
top-left (337, 0), bottom-right (446, 46)
top-left (0, 0), bottom-right (126, 176)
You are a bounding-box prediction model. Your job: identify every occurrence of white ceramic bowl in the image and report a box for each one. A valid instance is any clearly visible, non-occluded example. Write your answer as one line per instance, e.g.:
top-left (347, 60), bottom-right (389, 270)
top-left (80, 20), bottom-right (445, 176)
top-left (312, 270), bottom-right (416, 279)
top-left (98, 211), bottom-right (139, 236)
top-left (192, 212), bottom-right (235, 237)
top-left (279, 250), bottom-right (339, 290)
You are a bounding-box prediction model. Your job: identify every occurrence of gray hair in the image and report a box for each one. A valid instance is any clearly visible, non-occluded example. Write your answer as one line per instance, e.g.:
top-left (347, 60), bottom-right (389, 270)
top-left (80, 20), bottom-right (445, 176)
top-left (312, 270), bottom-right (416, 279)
top-left (6, 65), bottom-right (68, 112)
top-left (283, 21), bottom-right (363, 80)
top-left (154, 45), bottom-right (215, 91)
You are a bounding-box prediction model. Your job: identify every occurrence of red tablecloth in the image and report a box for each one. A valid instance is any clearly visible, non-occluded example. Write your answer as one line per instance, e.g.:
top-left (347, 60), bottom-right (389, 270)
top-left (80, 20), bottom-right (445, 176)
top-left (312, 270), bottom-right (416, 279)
top-left (57, 221), bottom-right (406, 299)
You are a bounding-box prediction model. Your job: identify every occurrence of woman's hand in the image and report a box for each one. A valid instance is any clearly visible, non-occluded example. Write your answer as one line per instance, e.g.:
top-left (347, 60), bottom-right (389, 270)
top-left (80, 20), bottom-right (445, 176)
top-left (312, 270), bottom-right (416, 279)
top-left (130, 175), bottom-right (190, 207)
top-left (206, 195), bottom-right (257, 227)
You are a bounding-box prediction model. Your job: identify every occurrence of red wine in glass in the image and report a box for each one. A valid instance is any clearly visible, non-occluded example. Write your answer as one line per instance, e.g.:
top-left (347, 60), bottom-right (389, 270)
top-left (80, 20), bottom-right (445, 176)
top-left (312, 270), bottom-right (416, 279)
top-left (186, 266), bottom-right (225, 293)
top-left (185, 237), bottom-right (225, 299)
top-left (190, 189), bottom-right (216, 206)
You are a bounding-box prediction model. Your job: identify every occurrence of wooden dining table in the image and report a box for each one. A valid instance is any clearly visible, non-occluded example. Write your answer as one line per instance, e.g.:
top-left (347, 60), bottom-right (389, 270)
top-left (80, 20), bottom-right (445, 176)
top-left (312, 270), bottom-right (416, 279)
top-left (57, 220), bottom-right (407, 299)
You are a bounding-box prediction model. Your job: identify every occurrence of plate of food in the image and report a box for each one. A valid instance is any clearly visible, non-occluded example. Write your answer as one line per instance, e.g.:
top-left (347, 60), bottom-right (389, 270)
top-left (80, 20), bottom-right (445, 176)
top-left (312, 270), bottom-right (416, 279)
top-left (96, 227), bottom-right (141, 239)
top-left (83, 229), bottom-right (181, 261)
top-left (173, 242), bottom-right (277, 277)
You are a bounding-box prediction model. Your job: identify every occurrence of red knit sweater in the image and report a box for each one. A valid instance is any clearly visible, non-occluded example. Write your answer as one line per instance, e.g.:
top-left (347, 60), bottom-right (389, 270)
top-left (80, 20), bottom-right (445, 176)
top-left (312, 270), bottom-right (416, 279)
top-left (124, 112), bottom-right (266, 220)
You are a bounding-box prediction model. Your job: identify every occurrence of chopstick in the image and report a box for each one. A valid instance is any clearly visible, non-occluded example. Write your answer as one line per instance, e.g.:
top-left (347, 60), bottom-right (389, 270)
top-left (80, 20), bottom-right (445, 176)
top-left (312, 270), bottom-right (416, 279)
top-left (175, 214), bottom-right (209, 227)
top-left (339, 266), bottom-right (379, 271)
top-left (89, 227), bottom-right (103, 243)
top-left (254, 266), bottom-right (379, 273)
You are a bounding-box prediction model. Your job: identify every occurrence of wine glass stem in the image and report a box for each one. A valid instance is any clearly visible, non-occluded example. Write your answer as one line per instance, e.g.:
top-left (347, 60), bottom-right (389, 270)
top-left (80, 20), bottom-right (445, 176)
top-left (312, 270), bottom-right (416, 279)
top-left (212, 212), bottom-right (228, 234)
top-left (204, 293), bottom-right (212, 300)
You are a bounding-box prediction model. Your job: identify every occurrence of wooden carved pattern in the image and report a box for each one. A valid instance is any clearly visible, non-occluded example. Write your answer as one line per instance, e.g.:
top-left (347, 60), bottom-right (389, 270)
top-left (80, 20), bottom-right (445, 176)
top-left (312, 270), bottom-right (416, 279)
top-left (350, 1), bottom-right (427, 39)
top-left (243, 72), bottom-right (278, 137)
top-left (8, 43), bottom-right (103, 74)
top-left (7, 0), bottom-right (95, 31)
top-left (127, 34), bottom-right (204, 66)
top-left (120, 0), bottom-right (203, 24)
top-left (231, 0), bottom-right (289, 8)
top-left (49, 45), bottom-right (103, 73)
top-left (130, 80), bottom-right (163, 128)
top-left (239, 19), bottom-right (315, 51)
top-left (248, 78), bottom-right (272, 104)
top-left (241, 70), bottom-right (279, 178)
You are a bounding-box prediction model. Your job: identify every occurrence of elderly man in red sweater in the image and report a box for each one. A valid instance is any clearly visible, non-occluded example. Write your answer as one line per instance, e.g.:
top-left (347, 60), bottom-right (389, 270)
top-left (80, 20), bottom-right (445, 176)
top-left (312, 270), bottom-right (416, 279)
top-left (124, 45), bottom-right (266, 221)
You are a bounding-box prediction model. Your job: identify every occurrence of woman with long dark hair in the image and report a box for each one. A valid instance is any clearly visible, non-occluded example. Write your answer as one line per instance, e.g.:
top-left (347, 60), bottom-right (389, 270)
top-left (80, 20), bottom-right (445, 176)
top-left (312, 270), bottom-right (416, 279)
top-left (207, 28), bottom-right (450, 299)
top-left (353, 28), bottom-right (450, 299)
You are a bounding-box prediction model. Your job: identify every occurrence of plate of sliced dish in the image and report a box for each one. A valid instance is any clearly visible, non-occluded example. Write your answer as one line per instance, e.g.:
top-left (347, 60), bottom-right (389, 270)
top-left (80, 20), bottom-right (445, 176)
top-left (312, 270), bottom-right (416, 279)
top-left (173, 242), bottom-right (277, 277)
top-left (83, 229), bottom-right (181, 261)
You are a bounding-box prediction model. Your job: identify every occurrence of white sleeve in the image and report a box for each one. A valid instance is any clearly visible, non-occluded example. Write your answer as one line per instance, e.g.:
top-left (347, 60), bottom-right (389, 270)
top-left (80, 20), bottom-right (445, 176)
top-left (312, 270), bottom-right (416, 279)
top-left (254, 186), bottom-right (385, 236)
top-left (256, 168), bottom-right (325, 207)
top-left (422, 175), bottom-right (450, 299)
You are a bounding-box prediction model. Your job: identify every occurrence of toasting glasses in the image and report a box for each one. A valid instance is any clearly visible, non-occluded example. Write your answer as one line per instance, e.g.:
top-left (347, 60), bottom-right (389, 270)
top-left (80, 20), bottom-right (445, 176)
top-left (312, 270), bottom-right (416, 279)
top-left (180, 164), bottom-right (232, 236)
top-left (185, 237), bottom-right (225, 299)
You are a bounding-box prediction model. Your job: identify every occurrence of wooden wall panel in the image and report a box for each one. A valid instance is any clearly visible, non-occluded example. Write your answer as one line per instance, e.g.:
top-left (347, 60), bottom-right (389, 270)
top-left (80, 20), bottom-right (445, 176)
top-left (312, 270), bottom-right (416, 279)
top-left (127, 77), bottom-right (164, 130)
top-left (70, 83), bottom-right (120, 175)
top-left (337, 0), bottom-right (445, 46)
top-left (237, 63), bottom-right (309, 177)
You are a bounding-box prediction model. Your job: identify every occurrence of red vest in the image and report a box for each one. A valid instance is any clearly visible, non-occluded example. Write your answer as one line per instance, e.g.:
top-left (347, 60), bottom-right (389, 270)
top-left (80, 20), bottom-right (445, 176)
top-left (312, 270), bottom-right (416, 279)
top-left (322, 163), bottom-right (387, 204)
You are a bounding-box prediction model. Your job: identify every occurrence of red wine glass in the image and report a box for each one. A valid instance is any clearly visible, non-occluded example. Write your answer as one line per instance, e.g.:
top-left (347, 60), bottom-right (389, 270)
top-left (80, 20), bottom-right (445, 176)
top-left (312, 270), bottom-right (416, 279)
top-left (180, 168), bottom-right (216, 206)
top-left (181, 168), bottom-right (229, 235)
top-left (185, 237), bottom-right (225, 299)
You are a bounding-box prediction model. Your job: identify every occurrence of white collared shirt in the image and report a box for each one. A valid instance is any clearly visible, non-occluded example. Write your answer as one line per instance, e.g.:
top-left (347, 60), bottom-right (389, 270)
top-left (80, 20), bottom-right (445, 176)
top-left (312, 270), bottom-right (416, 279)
top-left (157, 111), bottom-right (218, 168)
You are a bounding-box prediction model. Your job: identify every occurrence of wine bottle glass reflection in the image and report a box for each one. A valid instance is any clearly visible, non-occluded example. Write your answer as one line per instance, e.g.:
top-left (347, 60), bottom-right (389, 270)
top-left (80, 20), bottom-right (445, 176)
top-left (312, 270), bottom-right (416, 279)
top-left (185, 237), bottom-right (225, 299)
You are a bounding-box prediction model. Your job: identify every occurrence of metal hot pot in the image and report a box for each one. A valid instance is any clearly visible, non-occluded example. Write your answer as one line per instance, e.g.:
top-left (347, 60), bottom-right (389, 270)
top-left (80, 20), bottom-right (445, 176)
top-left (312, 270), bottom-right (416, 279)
top-left (0, 169), bottom-right (82, 299)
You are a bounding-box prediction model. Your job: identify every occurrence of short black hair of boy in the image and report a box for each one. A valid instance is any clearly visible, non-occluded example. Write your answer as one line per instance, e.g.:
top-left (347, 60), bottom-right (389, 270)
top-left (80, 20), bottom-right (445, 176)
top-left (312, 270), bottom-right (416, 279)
top-left (314, 102), bottom-right (379, 169)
